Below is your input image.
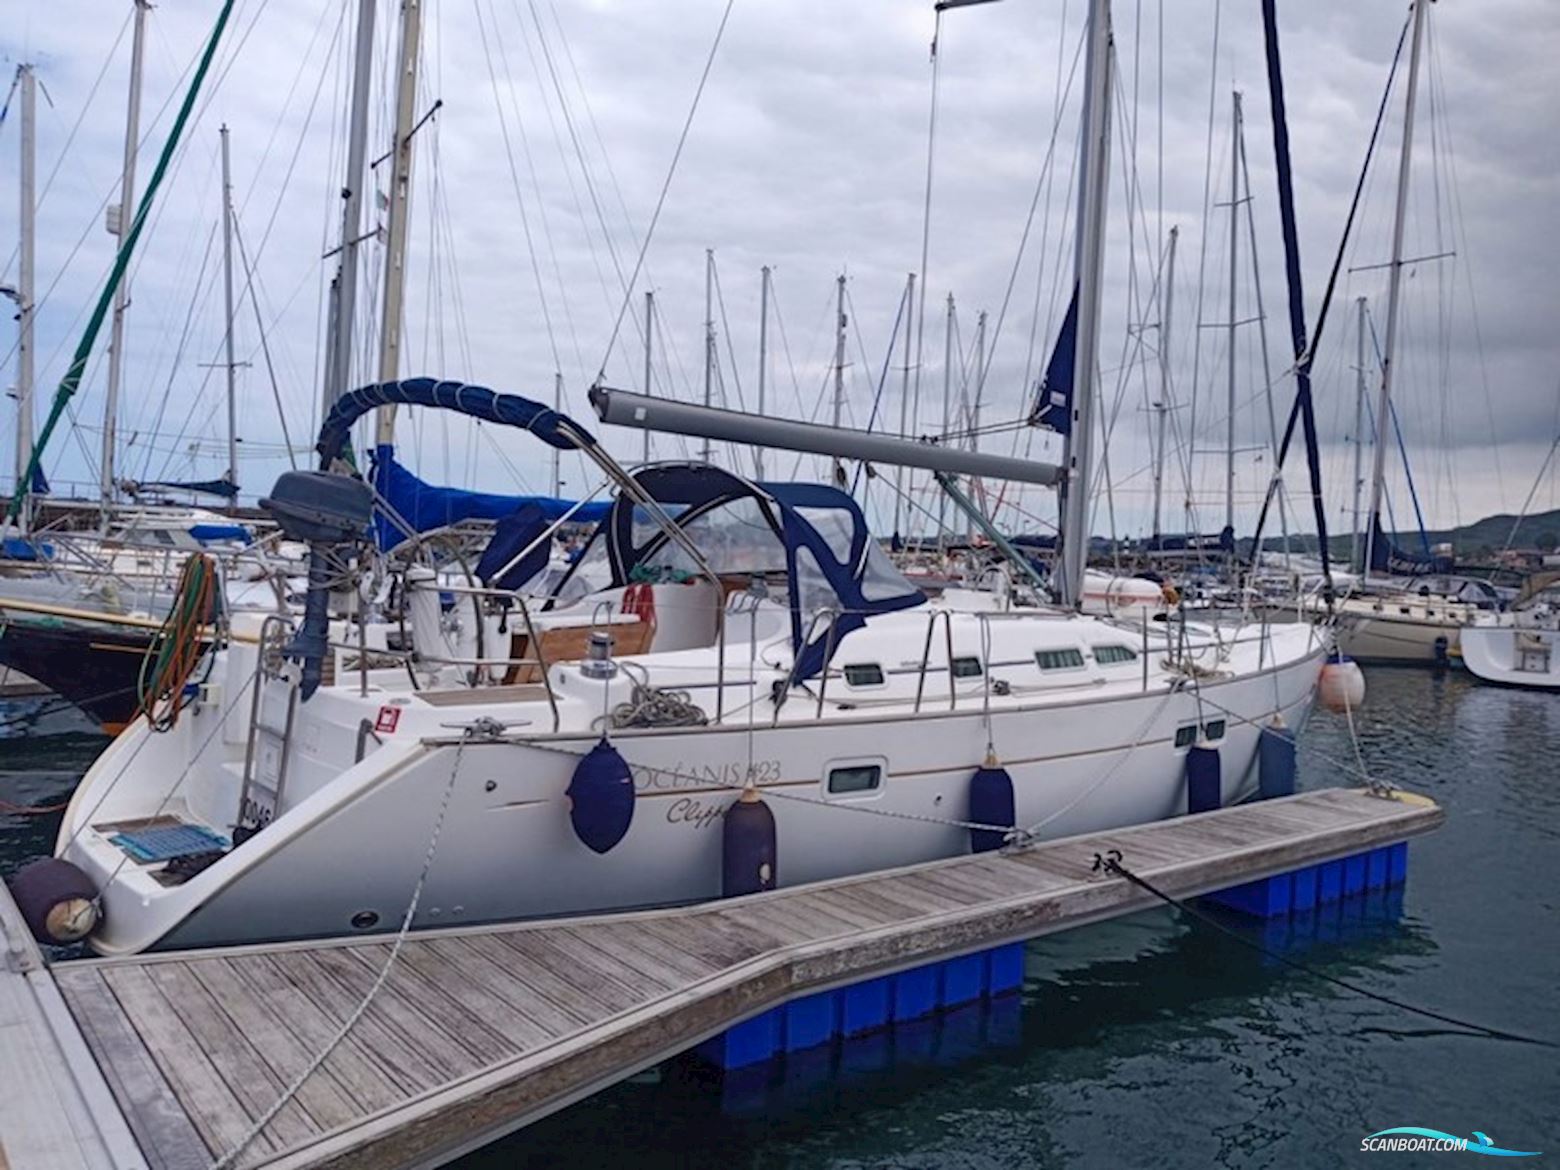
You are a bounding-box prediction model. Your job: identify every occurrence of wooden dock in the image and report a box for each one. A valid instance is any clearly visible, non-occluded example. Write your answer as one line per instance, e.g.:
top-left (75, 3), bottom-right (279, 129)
top-left (2, 787), bottom-right (1443, 1170)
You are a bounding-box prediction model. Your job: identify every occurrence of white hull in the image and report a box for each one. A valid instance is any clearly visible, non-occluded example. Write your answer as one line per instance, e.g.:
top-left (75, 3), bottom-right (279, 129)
top-left (58, 610), bottom-right (1325, 955)
top-left (1460, 625), bottom-right (1560, 690)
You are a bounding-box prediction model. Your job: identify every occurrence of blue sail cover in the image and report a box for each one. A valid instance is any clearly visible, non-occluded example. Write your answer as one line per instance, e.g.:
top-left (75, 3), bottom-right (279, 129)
top-left (1029, 284), bottom-right (1079, 434)
top-left (1368, 512), bottom-right (1452, 576)
top-left (370, 447), bottom-right (608, 550)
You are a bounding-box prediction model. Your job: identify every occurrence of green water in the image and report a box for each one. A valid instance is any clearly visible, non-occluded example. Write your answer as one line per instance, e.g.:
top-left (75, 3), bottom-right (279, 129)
top-left (3, 669), bottom-right (1556, 1167)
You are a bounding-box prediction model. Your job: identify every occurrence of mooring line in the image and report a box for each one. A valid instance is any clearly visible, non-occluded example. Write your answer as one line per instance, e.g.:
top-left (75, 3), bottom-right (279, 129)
top-left (1092, 850), bottom-right (1560, 1050)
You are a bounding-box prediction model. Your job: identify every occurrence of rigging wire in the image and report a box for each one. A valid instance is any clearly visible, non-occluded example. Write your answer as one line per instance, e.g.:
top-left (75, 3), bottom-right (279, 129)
top-left (593, 0), bottom-right (738, 382)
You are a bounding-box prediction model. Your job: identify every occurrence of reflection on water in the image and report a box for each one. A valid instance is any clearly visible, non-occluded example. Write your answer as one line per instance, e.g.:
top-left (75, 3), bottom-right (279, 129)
top-left (1, 672), bottom-right (1556, 1168)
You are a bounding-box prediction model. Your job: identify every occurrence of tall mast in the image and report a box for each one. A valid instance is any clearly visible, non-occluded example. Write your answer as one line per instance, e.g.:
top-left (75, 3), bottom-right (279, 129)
top-left (938, 292), bottom-right (954, 542)
top-left (893, 271), bottom-right (914, 538)
top-left (832, 274), bottom-right (847, 430)
top-left (832, 273), bottom-right (847, 484)
top-left (701, 249), bottom-right (714, 464)
top-left (971, 308), bottom-right (986, 454)
top-left (1153, 225), bottom-right (1178, 540)
top-left (1225, 90), bottom-right (1241, 538)
top-left (324, 0), bottom-right (377, 421)
top-left (219, 124), bottom-right (239, 501)
top-left (1057, 0), bottom-right (1114, 608)
top-left (1236, 100), bottom-right (1289, 554)
top-left (757, 266), bottom-right (770, 481)
top-left (1352, 295), bottom-right (1367, 571)
top-left (1363, 0), bottom-right (1429, 578)
top-left (641, 290), bottom-right (653, 465)
top-left (101, 0), bottom-right (150, 512)
top-left (373, 0), bottom-right (423, 450)
top-left (11, 65), bottom-right (36, 533)
top-left (551, 371), bottom-right (562, 496)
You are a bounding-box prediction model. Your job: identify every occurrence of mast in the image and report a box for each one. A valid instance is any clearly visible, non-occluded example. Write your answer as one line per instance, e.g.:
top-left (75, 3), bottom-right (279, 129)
top-left (1225, 90), bottom-right (1241, 538)
top-left (219, 124), bottom-right (239, 501)
top-left (324, 0), bottom-right (377, 421)
top-left (701, 250), bottom-right (714, 463)
top-left (1352, 295), bottom-right (1367, 571)
top-left (1152, 225), bottom-right (1178, 540)
top-left (893, 271), bottom-right (914, 538)
top-left (938, 292), bottom-right (954, 542)
top-left (1237, 99), bottom-right (1289, 555)
top-left (641, 290), bottom-right (653, 465)
top-left (832, 274), bottom-right (847, 430)
top-left (756, 267), bottom-right (770, 481)
top-left (101, 0), bottom-right (150, 511)
top-left (551, 371), bottom-right (563, 496)
top-left (1057, 0), bottom-right (1114, 608)
top-left (373, 0), bottom-right (424, 450)
top-left (1363, 0), bottom-right (1429, 578)
top-left (11, 65), bottom-right (36, 532)
top-left (971, 309), bottom-right (986, 454)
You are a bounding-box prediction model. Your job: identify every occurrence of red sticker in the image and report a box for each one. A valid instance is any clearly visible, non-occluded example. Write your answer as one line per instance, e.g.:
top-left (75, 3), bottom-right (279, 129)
top-left (374, 706), bottom-right (401, 734)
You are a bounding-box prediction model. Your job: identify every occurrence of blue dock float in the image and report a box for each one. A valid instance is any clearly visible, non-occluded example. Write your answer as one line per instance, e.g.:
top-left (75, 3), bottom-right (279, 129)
top-left (1201, 841), bottom-right (1410, 919)
top-left (698, 941), bottom-right (1029, 1069)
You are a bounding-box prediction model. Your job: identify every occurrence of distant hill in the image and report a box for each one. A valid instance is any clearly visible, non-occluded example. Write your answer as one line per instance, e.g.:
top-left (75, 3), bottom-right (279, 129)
top-left (1254, 508), bottom-right (1560, 560)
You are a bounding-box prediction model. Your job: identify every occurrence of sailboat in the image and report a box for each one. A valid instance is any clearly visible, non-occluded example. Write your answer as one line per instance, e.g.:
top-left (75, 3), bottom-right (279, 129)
top-left (1327, 0), bottom-right (1484, 666)
top-left (13, 0), bottom-right (1329, 956)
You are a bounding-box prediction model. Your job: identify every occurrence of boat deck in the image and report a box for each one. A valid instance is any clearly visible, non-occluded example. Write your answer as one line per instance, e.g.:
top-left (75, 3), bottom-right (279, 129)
top-left (4, 787), bottom-right (1443, 1170)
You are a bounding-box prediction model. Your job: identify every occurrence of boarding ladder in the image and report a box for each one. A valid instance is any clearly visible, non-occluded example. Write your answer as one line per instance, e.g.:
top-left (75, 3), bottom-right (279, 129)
top-left (235, 616), bottom-right (301, 833)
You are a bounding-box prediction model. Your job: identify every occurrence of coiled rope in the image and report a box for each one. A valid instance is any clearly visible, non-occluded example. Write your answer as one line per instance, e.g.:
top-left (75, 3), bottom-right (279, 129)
top-left (603, 681), bottom-right (709, 730)
top-left (137, 553), bottom-right (220, 732)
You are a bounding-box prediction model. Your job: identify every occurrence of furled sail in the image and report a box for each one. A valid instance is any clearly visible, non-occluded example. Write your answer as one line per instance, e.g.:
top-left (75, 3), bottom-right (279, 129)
top-left (1028, 284), bottom-right (1079, 434)
top-left (1368, 512), bottom-right (1452, 576)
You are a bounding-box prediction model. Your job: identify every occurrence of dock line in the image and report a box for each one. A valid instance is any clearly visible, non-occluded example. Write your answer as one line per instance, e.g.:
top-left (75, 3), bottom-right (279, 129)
top-left (1092, 849), bottom-right (1560, 1050)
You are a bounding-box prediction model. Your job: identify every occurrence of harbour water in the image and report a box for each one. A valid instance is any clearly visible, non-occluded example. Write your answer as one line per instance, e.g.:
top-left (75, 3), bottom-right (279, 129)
top-left (3, 669), bottom-right (1555, 1167)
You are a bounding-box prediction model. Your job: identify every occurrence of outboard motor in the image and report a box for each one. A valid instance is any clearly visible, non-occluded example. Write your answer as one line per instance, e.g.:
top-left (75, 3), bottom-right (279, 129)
top-left (260, 470), bottom-right (375, 699)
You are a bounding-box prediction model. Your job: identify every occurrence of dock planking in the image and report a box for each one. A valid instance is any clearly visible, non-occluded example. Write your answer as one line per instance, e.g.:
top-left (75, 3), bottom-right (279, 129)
top-left (7, 787), bottom-right (1441, 1170)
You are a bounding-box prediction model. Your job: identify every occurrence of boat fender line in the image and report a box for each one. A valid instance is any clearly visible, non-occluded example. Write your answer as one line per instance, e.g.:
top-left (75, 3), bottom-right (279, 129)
top-left (1186, 743), bottom-right (1222, 815)
top-left (1258, 720), bottom-right (1298, 800)
top-left (1433, 635), bottom-right (1451, 671)
top-left (968, 752), bottom-right (1016, 854)
top-left (7, 857), bottom-right (99, 945)
top-left (722, 785), bottom-right (777, 897)
top-left (566, 737), bottom-right (635, 854)
top-left (1092, 849), bottom-right (1560, 1051)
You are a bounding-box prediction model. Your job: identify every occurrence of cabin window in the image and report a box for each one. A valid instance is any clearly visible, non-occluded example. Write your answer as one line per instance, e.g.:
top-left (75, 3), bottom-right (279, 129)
top-left (828, 764), bottom-right (882, 795)
top-left (1203, 719), bottom-right (1226, 741)
top-left (843, 663), bottom-right (885, 688)
top-left (1035, 648), bottom-right (1086, 671)
top-left (950, 656), bottom-right (984, 679)
top-left (1174, 725), bottom-right (1198, 749)
top-left (1094, 645), bottom-right (1137, 665)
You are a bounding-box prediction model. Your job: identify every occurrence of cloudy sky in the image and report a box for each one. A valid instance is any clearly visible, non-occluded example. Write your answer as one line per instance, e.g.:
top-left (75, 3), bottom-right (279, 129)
top-left (1, 0), bottom-right (1556, 543)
